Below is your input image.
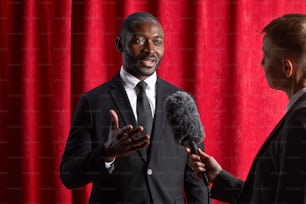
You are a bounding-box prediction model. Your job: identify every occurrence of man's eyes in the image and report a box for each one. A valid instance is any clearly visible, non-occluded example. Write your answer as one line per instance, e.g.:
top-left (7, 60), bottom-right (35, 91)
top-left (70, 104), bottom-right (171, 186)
top-left (132, 38), bottom-right (145, 44)
top-left (131, 38), bottom-right (163, 46)
top-left (153, 40), bottom-right (163, 46)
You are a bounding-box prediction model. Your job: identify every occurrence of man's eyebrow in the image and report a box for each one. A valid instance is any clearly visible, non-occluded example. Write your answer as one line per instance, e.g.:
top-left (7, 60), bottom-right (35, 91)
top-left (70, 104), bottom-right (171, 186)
top-left (132, 33), bottom-right (164, 38)
top-left (154, 35), bottom-right (164, 38)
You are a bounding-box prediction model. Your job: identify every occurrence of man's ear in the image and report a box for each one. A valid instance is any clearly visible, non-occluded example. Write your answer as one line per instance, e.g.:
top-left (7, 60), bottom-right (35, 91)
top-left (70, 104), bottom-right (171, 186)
top-left (282, 58), bottom-right (294, 78)
top-left (115, 37), bottom-right (124, 52)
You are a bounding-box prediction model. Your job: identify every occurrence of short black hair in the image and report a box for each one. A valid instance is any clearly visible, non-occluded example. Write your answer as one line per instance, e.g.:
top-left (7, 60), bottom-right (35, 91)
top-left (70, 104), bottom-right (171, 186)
top-left (118, 12), bottom-right (161, 39)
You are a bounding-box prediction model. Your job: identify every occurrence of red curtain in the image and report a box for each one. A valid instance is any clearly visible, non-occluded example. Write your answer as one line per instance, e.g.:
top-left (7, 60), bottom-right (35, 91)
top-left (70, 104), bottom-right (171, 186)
top-left (1, 0), bottom-right (306, 203)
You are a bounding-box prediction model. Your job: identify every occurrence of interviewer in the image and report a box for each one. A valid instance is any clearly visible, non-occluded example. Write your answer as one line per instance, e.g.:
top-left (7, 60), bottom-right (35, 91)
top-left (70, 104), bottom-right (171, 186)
top-left (187, 13), bottom-right (306, 204)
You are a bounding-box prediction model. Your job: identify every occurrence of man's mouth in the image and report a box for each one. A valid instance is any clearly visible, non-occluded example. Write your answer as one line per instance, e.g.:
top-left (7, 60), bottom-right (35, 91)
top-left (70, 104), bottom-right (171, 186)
top-left (139, 57), bottom-right (157, 68)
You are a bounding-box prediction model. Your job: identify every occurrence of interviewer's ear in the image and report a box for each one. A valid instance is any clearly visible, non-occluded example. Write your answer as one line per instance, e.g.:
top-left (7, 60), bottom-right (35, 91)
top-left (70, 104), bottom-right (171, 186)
top-left (115, 37), bottom-right (124, 52)
top-left (282, 58), bottom-right (294, 78)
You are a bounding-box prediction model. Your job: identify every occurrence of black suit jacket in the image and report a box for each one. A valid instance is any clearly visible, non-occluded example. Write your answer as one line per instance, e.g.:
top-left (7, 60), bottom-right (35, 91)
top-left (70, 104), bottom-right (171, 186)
top-left (60, 74), bottom-right (209, 204)
top-left (211, 93), bottom-right (306, 204)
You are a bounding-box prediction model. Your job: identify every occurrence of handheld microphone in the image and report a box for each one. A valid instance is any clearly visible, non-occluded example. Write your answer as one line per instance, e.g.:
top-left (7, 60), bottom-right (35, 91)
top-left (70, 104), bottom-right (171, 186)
top-left (165, 91), bottom-right (209, 186)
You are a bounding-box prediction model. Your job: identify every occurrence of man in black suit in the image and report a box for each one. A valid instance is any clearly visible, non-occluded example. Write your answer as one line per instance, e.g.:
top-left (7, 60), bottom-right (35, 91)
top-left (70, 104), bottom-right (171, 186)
top-left (60, 12), bottom-right (209, 204)
top-left (187, 13), bottom-right (306, 204)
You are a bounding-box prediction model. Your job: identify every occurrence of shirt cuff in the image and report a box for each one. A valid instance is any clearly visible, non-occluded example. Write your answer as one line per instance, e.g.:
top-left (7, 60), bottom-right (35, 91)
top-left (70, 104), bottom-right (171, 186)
top-left (104, 158), bottom-right (115, 173)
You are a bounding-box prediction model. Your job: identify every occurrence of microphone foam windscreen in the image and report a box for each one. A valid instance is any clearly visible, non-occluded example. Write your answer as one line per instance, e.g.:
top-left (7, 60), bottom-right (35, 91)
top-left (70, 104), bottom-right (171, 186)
top-left (164, 91), bottom-right (205, 147)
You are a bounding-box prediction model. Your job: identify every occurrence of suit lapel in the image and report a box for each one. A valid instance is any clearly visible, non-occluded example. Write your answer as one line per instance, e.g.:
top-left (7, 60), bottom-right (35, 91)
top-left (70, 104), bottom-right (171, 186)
top-left (110, 75), bottom-right (136, 126)
top-left (257, 114), bottom-right (287, 153)
top-left (109, 74), bottom-right (148, 162)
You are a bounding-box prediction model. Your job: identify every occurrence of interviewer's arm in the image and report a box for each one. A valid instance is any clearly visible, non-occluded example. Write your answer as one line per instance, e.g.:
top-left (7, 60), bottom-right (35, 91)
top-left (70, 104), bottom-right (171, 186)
top-left (187, 148), bottom-right (244, 203)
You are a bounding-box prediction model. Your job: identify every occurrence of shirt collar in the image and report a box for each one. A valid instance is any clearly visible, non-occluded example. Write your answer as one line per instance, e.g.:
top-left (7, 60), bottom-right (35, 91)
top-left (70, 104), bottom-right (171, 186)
top-left (286, 87), bottom-right (306, 112)
top-left (120, 66), bottom-right (157, 91)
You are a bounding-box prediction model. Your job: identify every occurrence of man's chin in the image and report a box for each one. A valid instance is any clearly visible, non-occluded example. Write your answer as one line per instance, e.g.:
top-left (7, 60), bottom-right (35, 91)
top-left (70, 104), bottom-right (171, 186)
top-left (140, 67), bottom-right (156, 76)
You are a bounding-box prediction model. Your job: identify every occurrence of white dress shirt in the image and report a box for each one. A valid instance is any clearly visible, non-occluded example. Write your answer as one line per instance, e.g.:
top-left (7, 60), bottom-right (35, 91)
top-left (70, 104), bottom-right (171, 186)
top-left (120, 66), bottom-right (157, 119)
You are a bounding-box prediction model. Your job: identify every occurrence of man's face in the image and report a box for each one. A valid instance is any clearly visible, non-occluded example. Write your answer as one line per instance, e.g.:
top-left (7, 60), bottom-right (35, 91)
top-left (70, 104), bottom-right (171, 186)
top-left (261, 35), bottom-right (288, 90)
top-left (121, 20), bottom-right (164, 79)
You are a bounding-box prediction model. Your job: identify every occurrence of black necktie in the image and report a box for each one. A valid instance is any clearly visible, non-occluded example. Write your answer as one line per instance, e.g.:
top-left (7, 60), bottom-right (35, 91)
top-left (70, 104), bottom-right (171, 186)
top-left (136, 81), bottom-right (153, 136)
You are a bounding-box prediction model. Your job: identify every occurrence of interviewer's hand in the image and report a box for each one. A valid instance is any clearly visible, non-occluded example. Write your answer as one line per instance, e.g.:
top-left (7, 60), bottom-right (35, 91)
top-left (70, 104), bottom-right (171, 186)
top-left (104, 109), bottom-right (150, 162)
top-left (186, 148), bottom-right (222, 183)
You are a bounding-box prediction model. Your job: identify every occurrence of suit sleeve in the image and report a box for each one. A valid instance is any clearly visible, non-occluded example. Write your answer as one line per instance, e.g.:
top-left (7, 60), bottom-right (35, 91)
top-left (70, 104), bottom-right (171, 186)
top-left (210, 170), bottom-right (244, 203)
top-left (60, 95), bottom-right (109, 189)
top-left (277, 108), bottom-right (306, 204)
top-left (184, 142), bottom-right (211, 204)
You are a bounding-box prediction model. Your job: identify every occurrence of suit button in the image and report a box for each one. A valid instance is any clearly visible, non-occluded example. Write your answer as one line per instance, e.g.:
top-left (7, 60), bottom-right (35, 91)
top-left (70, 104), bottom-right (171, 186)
top-left (147, 169), bottom-right (152, 175)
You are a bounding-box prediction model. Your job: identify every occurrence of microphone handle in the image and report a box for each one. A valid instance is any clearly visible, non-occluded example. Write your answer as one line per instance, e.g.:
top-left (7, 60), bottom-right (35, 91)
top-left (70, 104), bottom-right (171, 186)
top-left (189, 140), bottom-right (210, 186)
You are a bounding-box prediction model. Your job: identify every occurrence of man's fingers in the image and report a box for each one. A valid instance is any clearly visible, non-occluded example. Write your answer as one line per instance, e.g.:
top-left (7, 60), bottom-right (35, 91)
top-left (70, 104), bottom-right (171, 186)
top-left (129, 126), bottom-right (143, 136)
top-left (128, 134), bottom-right (150, 149)
top-left (116, 125), bottom-right (135, 140)
top-left (129, 140), bottom-right (150, 151)
top-left (130, 134), bottom-right (150, 145)
top-left (109, 109), bottom-right (119, 130)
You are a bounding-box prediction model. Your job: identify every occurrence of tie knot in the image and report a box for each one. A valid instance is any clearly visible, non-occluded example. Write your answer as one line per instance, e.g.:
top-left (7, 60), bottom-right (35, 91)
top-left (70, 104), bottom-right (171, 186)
top-left (136, 81), bottom-right (147, 93)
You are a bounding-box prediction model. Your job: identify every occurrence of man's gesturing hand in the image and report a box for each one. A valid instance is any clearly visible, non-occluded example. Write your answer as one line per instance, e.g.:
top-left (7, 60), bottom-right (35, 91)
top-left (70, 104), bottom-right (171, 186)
top-left (104, 109), bottom-right (150, 162)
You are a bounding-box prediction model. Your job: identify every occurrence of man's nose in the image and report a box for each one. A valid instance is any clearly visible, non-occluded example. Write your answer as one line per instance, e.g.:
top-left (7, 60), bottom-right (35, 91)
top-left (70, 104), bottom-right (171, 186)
top-left (143, 40), bottom-right (154, 53)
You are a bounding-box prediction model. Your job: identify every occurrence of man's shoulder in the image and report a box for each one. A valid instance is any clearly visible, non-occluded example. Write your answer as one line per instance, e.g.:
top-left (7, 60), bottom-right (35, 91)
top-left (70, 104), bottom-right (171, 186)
top-left (157, 77), bottom-right (182, 92)
top-left (81, 74), bottom-right (121, 99)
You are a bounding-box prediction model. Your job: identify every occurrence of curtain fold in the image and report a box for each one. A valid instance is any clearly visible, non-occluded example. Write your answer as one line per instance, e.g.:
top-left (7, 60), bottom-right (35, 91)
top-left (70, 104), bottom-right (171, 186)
top-left (1, 1), bottom-right (305, 203)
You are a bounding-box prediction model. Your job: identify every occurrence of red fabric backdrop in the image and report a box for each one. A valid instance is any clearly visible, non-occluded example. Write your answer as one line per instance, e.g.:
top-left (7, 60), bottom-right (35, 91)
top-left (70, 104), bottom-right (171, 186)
top-left (1, 0), bottom-right (306, 203)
